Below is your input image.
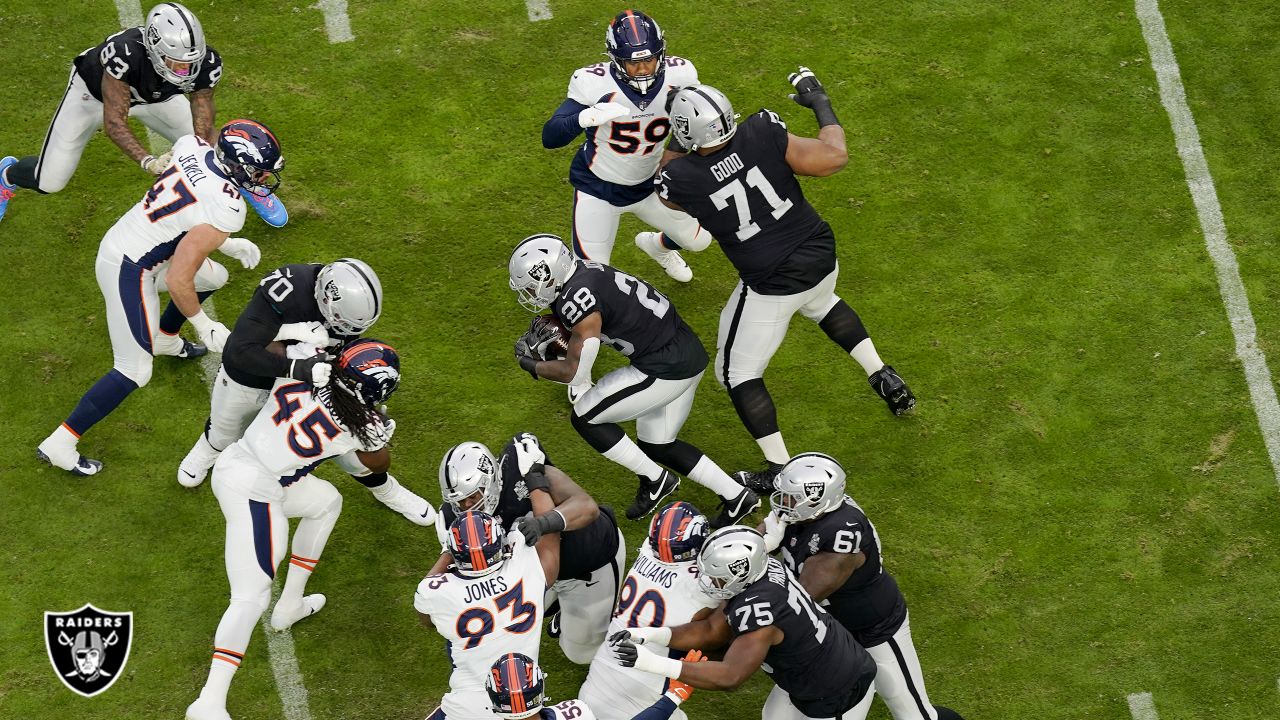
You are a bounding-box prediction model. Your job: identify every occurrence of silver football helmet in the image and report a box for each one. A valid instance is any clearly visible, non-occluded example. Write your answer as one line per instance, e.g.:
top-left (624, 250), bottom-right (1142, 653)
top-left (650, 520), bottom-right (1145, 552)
top-left (508, 234), bottom-right (577, 312)
top-left (668, 84), bottom-right (739, 151)
top-left (439, 441), bottom-right (501, 514)
top-left (771, 452), bottom-right (847, 523)
top-left (144, 3), bottom-right (206, 91)
top-left (314, 258), bottom-right (382, 336)
top-left (696, 526), bottom-right (769, 600)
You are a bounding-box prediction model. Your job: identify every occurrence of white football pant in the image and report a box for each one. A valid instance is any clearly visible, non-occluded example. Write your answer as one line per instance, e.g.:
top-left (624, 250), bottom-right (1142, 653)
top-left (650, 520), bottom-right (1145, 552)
top-left (578, 662), bottom-right (688, 720)
top-left (762, 683), bottom-right (875, 720)
top-left (545, 528), bottom-right (626, 664)
top-left (571, 190), bottom-right (710, 263)
top-left (203, 366), bottom-right (272, 452)
top-left (864, 613), bottom-right (940, 720)
top-left (34, 67), bottom-right (194, 194)
top-left (715, 265), bottom-right (842, 390)
top-left (428, 689), bottom-right (501, 720)
top-left (96, 243), bottom-right (227, 387)
top-left (573, 366), bottom-right (702, 444)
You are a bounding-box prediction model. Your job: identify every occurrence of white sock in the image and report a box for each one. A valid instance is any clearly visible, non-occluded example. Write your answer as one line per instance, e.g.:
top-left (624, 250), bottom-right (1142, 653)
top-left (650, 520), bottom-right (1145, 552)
top-left (201, 657), bottom-right (238, 706)
top-left (850, 338), bottom-right (885, 376)
top-left (278, 561), bottom-right (314, 608)
top-left (47, 424), bottom-right (78, 449)
top-left (687, 455), bottom-right (745, 500)
top-left (755, 433), bottom-right (790, 466)
top-left (602, 436), bottom-right (664, 480)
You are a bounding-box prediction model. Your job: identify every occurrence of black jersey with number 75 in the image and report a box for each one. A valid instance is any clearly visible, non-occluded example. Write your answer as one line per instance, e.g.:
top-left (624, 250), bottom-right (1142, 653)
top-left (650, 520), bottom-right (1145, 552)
top-left (552, 261), bottom-right (708, 381)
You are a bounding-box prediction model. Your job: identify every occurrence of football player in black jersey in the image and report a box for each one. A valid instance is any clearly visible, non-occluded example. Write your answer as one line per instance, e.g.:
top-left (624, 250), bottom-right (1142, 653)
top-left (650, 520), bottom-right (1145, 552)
top-left (657, 71), bottom-right (916, 493)
top-left (0, 3), bottom-right (287, 227)
top-left (432, 433), bottom-right (623, 664)
top-left (763, 454), bottom-right (964, 720)
top-left (610, 526), bottom-right (878, 719)
top-left (508, 233), bottom-right (760, 528)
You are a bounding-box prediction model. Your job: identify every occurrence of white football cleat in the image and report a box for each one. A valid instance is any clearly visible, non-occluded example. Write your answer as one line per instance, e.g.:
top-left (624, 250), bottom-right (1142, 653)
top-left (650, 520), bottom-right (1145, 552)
top-left (185, 696), bottom-right (232, 720)
top-left (370, 475), bottom-right (436, 526)
top-left (270, 594), bottom-right (326, 632)
top-left (636, 232), bottom-right (692, 283)
top-left (178, 436), bottom-right (220, 488)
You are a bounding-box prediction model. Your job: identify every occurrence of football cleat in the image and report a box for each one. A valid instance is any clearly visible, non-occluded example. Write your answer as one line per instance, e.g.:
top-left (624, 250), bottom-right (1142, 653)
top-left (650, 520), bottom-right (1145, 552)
top-left (635, 232), bottom-right (692, 283)
top-left (545, 599), bottom-right (561, 638)
top-left (36, 439), bottom-right (103, 477)
top-left (734, 462), bottom-right (784, 495)
top-left (869, 364), bottom-right (915, 415)
top-left (153, 332), bottom-right (208, 359)
top-left (0, 155), bottom-right (18, 224)
top-left (178, 435), bottom-right (218, 488)
top-left (710, 487), bottom-right (761, 530)
top-left (270, 593), bottom-right (326, 631)
top-left (626, 470), bottom-right (681, 521)
top-left (185, 696), bottom-right (232, 720)
top-left (244, 190), bottom-right (288, 227)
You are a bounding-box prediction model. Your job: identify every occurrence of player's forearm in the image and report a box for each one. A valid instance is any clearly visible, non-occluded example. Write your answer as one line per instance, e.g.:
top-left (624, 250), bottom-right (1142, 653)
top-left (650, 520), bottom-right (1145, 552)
top-left (543, 99), bottom-right (588, 148)
top-left (552, 490), bottom-right (598, 531)
top-left (530, 357), bottom-right (575, 383)
top-left (674, 659), bottom-right (752, 691)
top-left (102, 110), bottom-right (149, 164)
top-left (191, 90), bottom-right (217, 143)
top-left (223, 325), bottom-right (291, 378)
top-left (666, 620), bottom-right (726, 652)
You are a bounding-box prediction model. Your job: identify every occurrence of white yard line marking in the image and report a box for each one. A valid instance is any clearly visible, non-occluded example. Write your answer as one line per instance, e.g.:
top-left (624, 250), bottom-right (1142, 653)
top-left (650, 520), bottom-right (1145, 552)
top-left (312, 0), bottom-right (355, 43)
top-left (526, 0), bottom-right (552, 22)
top-left (1128, 692), bottom-right (1160, 720)
top-left (108, 2), bottom-right (314, 717)
top-left (1136, 0), bottom-right (1280, 488)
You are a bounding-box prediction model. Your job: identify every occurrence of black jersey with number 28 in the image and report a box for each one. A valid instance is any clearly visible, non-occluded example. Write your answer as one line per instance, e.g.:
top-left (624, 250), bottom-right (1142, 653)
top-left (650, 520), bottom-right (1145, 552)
top-left (723, 557), bottom-right (876, 717)
top-left (552, 261), bottom-right (707, 380)
top-left (73, 27), bottom-right (222, 106)
top-left (781, 497), bottom-right (908, 647)
top-left (658, 110), bottom-right (835, 295)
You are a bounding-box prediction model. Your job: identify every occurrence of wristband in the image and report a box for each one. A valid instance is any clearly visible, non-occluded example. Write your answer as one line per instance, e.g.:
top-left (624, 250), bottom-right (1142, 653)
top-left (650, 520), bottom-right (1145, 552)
top-left (140, 155), bottom-right (155, 171)
top-left (811, 97), bottom-right (841, 128)
top-left (519, 354), bottom-right (539, 379)
top-left (634, 649), bottom-right (684, 679)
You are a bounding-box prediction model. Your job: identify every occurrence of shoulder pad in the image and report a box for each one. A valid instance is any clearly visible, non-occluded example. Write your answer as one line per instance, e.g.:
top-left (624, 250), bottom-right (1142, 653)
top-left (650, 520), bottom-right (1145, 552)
top-left (568, 64), bottom-right (615, 105)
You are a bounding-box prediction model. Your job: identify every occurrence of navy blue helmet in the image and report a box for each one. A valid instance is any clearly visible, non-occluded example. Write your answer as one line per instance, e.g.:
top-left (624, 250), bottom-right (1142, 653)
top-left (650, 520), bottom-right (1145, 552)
top-left (216, 119), bottom-right (284, 197)
top-left (336, 338), bottom-right (400, 406)
top-left (605, 10), bottom-right (666, 94)
top-left (648, 500), bottom-right (708, 563)
top-left (486, 652), bottom-right (547, 718)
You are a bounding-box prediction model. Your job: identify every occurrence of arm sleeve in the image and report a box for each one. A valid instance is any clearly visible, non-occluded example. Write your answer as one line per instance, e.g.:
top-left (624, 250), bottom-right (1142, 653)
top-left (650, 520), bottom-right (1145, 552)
top-left (629, 696), bottom-right (679, 720)
top-left (543, 97), bottom-right (589, 149)
top-left (222, 292), bottom-right (291, 379)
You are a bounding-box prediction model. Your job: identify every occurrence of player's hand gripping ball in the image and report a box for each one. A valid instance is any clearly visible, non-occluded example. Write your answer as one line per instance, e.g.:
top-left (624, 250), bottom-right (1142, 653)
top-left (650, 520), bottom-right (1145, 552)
top-left (527, 314), bottom-right (569, 360)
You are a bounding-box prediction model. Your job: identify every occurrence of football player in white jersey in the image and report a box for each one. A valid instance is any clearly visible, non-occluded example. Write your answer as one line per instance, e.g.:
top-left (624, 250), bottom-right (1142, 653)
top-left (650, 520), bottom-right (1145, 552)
top-left (36, 119), bottom-right (279, 476)
top-left (187, 339), bottom-right (419, 720)
top-left (488, 651), bottom-right (701, 720)
top-left (417, 508), bottom-right (561, 720)
top-left (580, 501), bottom-right (718, 720)
top-left (541, 10), bottom-right (712, 282)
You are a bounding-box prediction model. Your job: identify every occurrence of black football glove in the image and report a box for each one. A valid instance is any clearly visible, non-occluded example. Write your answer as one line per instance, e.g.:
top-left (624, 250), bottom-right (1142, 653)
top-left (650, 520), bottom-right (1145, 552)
top-left (524, 463), bottom-right (551, 495)
top-left (788, 66), bottom-right (827, 107)
top-left (527, 316), bottom-right (567, 360)
top-left (610, 635), bottom-right (640, 667)
top-left (288, 353), bottom-right (332, 386)
top-left (516, 510), bottom-right (566, 546)
top-left (514, 335), bottom-right (541, 379)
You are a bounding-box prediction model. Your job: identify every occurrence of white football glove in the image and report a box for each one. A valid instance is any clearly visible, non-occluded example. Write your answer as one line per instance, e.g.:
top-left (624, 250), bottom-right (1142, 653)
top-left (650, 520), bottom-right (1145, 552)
top-left (218, 237), bottom-right (262, 269)
top-left (189, 310), bottom-right (230, 353)
top-left (578, 101), bottom-right (631, 128)
top-left (512, 432), bottom-right (546, 476)
top-left (140, 152), bottom-right (172, 175)
top-left (274, 321), bottom-right (332, 348)
top-left (762, 510), bottom-right (786, 552)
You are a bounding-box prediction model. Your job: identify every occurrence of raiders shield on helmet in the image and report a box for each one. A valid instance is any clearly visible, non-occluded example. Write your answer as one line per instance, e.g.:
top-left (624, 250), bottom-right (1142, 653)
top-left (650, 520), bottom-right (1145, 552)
top-left (44, 604), bottom-right (133, 697)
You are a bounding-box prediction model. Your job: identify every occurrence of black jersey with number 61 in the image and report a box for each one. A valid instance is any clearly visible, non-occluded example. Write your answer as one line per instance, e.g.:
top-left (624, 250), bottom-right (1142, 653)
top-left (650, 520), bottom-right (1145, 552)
top-left (723, 557), bottom-right (876, 715)
top-left (552, 261), bottom-right (707, 380)
top-left (73, 27), bottom-right (223, 106)
top-left (658, 110), bottom-right (836, 296)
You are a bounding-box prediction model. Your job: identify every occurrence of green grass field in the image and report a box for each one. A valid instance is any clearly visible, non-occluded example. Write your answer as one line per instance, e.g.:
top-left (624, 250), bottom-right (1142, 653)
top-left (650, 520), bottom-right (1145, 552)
top-left (2, 1), bottom-right (1279, 718)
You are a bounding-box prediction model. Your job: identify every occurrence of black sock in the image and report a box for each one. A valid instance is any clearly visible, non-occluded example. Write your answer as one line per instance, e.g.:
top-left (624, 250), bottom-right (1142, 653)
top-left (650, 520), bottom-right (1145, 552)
top-left (570, 412), bottom-right (626, 453)
top-left (159, 290), bottom-right (215, 335)
top-left (8, 156), bottom-right (44, 192)
top-left (636, 439), bottom-right (704, 475)
top-left (728, 378), bottom-right (780, 439)
top-left (818, 299), bottom-right (870, 354)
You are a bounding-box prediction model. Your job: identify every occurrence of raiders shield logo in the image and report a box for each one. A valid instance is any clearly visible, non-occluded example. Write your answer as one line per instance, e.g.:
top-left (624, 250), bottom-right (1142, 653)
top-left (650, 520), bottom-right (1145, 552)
top-left (44, 604), bottom-right (133, 697)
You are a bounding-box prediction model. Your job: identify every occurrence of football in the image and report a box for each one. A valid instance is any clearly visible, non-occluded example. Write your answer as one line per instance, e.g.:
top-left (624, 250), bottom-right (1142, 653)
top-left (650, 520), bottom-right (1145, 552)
top-left (531, 314), bottom-right (570, 360)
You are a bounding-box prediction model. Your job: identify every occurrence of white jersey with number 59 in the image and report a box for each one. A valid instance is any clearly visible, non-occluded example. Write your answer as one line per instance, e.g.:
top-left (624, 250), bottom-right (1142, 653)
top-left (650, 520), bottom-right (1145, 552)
top-left (414, 530), bottom-right (546, 693)
top-left (567, 58), bottom-right (699, 187)
top-left (102, 134), bottom-right (245, 266)
top-left (578, 545), bottom-right (715, 720)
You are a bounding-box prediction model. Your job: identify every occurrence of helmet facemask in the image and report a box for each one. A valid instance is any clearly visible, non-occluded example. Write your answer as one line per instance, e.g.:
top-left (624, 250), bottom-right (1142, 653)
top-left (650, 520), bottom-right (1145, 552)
top-left (605, 10), bottom-right (666, 95)
top-left (508, 235), bottom-right (576, 313)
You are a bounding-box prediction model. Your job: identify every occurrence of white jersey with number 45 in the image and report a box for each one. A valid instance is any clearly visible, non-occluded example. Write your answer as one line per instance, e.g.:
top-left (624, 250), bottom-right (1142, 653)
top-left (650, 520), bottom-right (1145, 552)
top-left (567, 57), bottom-right (699, 187)
top-left (103, 134), bottom-right (245, 266)
top-left (578, 545), bottom-right (716, 720)
top-left (413, 530), bottom-right (546, 693)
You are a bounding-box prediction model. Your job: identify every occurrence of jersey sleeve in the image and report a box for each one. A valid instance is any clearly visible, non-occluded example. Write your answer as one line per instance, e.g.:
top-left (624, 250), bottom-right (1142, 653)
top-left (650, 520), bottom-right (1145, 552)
top-left (222, 288), bottom-right (292, 379)
top-left (203, 194), bottom-right (246, 234)
top-left (567, 65), bottom-right (612, 106)
top-left (665, 56), bottom-right (699, 86)
top-left (724, 583), bottom-right (785, 636)
top-left (194, 48), bottom-right (223, 91)
top-left (413, 576), bottom-right (442, 615)
top-left (552, 275), bottom-right (602, 331)
top-left (754, 109), bottom-right (790, 155)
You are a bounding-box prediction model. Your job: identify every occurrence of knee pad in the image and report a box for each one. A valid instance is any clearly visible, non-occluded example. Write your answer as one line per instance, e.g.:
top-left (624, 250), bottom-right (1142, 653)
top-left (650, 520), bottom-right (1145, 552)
top-left (194, 259), bottom-right (230, 293)
top-left (230, 581), bottom-right (273, 615)
top-left (117, 358), bottom-right (154, 388)
top-left (559, 636), bottom-right (601, 665)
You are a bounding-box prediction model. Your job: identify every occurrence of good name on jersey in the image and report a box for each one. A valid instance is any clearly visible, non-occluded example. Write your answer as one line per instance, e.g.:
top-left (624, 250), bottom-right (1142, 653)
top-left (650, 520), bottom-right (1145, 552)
top-left (631, 553), bottom-right (679, 589)
top-left (710, 152), bottom-right (746, 183)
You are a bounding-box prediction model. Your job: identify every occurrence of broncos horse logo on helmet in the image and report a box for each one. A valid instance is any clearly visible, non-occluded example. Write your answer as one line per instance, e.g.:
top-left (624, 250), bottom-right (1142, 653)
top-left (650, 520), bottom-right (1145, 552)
top-left (335, 339), bottom-right (400, 406)
top-left (648, 501), bottom-right (709, 563)
top-left (215, 119), bottom-right (284, 197)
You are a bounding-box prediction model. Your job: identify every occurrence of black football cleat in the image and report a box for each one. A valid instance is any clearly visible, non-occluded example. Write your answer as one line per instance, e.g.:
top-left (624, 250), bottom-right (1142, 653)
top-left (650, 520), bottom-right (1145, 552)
top-left (869, 364), bottom-right (915, 416)
top-left (734, 462), bottom-right (784, 495)
top-left (626, 470), bottom-right (681, 520)
top-left (710, 487), bottom-right (761, 529)
top-left (176, 339), bottom-right (209, 359)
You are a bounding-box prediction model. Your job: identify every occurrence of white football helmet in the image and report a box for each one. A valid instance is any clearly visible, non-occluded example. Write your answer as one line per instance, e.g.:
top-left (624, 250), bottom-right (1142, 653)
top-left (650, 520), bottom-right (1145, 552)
top-left (144, 3), bottom-right (206, 91)
top-left (771, 452), bottom-right (847, 523)
top-left (508, 234), bottom-right (577, 312)
top-left (314, 258), bottom-right (382, 336)
top-left (439, 441), bottom-right (501, 514)
top-left (696, 526), bottom-right (769, 600)
top-left (669, 84), bottom-right (739, 151)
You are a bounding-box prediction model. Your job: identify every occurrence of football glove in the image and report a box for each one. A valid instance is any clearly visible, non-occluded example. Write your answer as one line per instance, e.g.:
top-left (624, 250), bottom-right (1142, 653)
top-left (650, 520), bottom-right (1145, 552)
top-left (140, 152), bottom-right (172, 175)
top-left (666, 650), bottom-right (705, 703)
top-left (516, 510), bottom-right (565, 546)
top-left (217, 237), bottom-right (262, 269)
top-left (579, 101), bottom-right (631, 128)
top-left (188, 310), bottom-right (229, 353)
top-left (787, 66), bottom-right (828, 107)
top-left (274, 321), bottom-right (333, 348)
top-left (512, 432), bottom-right (547, 476)
top-left (762, 510), bottom-right (786, 552)
top-left (289, 354), bottom-right (333, 387)
top-left (608, 626), bottom-right (672, 647)
top-left (526, 316), bottom-right (567, 360)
